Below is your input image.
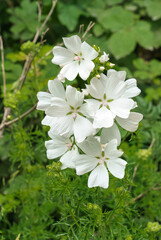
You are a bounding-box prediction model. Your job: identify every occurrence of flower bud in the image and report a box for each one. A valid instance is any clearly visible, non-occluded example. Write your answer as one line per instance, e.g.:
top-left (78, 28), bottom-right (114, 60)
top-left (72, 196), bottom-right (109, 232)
top-left (99, 66), bottom-right (105, 71)
top-left (95, 74), bottom-right (100, 78)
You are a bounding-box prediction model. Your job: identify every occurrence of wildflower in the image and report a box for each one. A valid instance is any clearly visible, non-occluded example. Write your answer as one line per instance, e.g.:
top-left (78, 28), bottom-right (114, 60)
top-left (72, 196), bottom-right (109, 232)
top-left (76, 136), bottom-right (127, 188)
top-left (85, 70), bottom-right (141, 129)
top-left (45, 84), bottom-right (95, 142)
top-left (99, 51), bottom-right (109, 63)
top-left (52, 35), bottom-right (98, 80)
top-left (45, 131), bottom-right (78, 169)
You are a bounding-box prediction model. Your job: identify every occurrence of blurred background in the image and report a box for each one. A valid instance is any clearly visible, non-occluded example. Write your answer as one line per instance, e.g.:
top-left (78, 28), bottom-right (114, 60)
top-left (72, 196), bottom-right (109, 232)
top-left (0, 0), bottom-right (161, 239)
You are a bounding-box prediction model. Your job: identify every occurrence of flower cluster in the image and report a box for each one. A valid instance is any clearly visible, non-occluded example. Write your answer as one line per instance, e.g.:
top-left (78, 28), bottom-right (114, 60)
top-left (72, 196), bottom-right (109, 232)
top-left (37, 35), bottom-right (143, 189)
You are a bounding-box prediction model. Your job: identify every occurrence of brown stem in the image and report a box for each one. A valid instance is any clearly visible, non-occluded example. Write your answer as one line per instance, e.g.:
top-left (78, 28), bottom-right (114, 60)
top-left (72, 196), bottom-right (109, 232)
top-left (0, 36), bottom-right (6, 99)
top-left (0, 104), bottom-right (36, 130)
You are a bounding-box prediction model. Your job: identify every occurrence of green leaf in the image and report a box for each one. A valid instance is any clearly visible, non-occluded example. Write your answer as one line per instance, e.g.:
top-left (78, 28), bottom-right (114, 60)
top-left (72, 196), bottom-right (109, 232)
top-left (133, 21), bottom-right (154, 50)
top-left (133, 58), bottom-right (149, 70)
top-left (98, 6), bottom-right (134, 32)
top-left (93, 24), bottom-right (104, 37)
top-left (145, 0), bottom-right (161, 20)
top-left (57, 3), bottom-right (84, 32)
top-left (108, 30), bottom-right (136, 59)
top-left (106, 0), bottom-right (124, 5)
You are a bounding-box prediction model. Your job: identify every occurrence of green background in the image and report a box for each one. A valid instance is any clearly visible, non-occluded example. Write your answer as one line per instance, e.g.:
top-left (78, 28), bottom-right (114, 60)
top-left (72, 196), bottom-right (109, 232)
top-left (0, 0), bottom-right (161, 239)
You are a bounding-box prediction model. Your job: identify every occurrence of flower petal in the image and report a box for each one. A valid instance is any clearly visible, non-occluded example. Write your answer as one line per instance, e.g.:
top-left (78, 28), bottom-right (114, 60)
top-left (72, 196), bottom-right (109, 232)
top-left (81, 99), bottom-right (101, 118)
top-left (86, 77), bottom-right (104, 99)
top-left (79, 60), bottom-right (94, 80)
top-left (63, 35), bottom-right (82, 54)
top-left (106, 158), bottom-right (127, 179)
top-left (75, 154), bottom-right (98, 175)
top-left (60, 61), bottom-right (79, 81)
top-left (66, 86), bottom-right (84, 108)
top-left (88, 164), bottom-right (109, 189)
top-left (122, 78), bottom-right (141, 98)
top-left (116, 112), bottom-right (143, 132)
top-left (77, 136), bottom-right (102, 157)
top-left (45, 138), bottom-right (67, 159)
top-left (74, 115), bottom-right (95, 143)
top-left (108, 98), bottom-right (134, 118)
top-left (60, 147), bottom-right (78, 170)
top-left (49, 116), bottom-right (74, 137)
top-left (81, 41), bottom-right (98, 60)
top-left (42, 115), bottom-right (55, 126)
top-left (37, 92), bottom-right (51, 111)
top-left (101, 123), bottom-right (121, 146)
top-left (46, 97), bottom-right (70, 117)
top-left (52, 46), bottom-right (74, 65)
top-left (48, 79), bottom-right (65, 99)
top-left (93, 106), bottom-right (114, 129)
top-left (104, 139), bottom-right (123, 159)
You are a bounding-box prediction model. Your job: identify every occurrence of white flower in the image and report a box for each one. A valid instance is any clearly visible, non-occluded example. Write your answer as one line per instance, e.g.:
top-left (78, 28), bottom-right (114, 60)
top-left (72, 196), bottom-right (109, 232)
top-left (37, 79), bottom-right (65, 111)
top-left (45, 84), bottom-right (95, 143)
top-left (99, 51), bottom-right (109, 63)
top-left (45, 131), bottom-right (78, 169)
top-left (116, 112), bottom-right (143, 132)
top-left (75, 136), bottom-right (127, 188)
top-left (85, 70), bottom-right (140, 129)
top-left (52, 35), bottom-right (98, 81)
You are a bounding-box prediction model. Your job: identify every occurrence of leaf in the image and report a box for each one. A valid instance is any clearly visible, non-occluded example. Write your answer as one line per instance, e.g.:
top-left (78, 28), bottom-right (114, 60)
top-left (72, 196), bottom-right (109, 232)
top-left (106, 0), bottom-right (124, 5)
top-left (133, 58), bottom-right (149, 70)
top-left (98, 6), bottom-right (134, 32)
top-left (93, 24), bottom-right (104, 37)
top-left (133, 21), bottom-right (154, 50)
top-left (145, 0), bottom-right (161, 20)
top-left (108, 30), bottom-right (136, 59)
top-left (57, 3), bottom-right (84, 32)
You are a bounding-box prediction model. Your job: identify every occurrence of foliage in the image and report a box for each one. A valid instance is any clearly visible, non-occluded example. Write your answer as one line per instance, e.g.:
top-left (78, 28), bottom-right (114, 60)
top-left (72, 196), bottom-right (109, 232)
top-left (0, 0), bottom-right (161, 239)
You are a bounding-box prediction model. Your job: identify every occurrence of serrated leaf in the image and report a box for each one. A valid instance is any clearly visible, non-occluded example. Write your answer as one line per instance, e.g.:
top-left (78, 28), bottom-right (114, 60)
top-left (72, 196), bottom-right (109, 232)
top-left (108, 30), bottom-right (136, 59)
top-left (98, 6), bottom-right (134, 32)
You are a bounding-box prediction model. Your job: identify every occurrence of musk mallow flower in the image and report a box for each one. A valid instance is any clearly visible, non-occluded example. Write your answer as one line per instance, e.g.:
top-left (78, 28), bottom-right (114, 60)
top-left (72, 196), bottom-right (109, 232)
top-left (75, 136), bottom-right (127, 189)
top-left (52, 35), bottom-right (98, 81)
top-left (85, 70), bottom-right (141, 129)
top-left (45, 131), bottom-right (78, 170)
top-left (99, 51), bottom-right (109, 63)
top-left (45, 84), bottom-right (95, 143)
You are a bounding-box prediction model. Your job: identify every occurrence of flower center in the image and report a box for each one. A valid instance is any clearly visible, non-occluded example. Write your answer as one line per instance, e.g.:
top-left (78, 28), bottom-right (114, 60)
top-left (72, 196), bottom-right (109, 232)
top-left (72, 111), bottom-right (77, 119)
top-left (98, 156), bottom-right (105, 165)
top-left (102, 99), bottom-right (108, 107)
top-left (66, 143), bottom-right (72, 149)
top-left (74, 56), bottom-right (81, 61)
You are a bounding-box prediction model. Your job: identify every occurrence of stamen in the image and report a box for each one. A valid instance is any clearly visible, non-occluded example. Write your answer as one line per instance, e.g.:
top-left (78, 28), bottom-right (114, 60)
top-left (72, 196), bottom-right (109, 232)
top-left (74, 56), bottom-right (81, 61)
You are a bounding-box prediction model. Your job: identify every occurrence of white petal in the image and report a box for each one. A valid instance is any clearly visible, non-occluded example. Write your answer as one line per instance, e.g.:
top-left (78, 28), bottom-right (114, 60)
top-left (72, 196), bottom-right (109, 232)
top-left (108, 98), bottom-right (134, 118)
top-left (81, 99), bottom-right (101, 118)
top-left (60, 147), bottom-right (78, 170)
top-left (122, 78), bottom-right (141, 98)
top-left (41, 115), bottom-right (55, 126)
top-left (103, 73), bottom-right (126, 100)
top-left (79, 60), bottom-right (94, 80)
top-left (49, 116), bottom-right (74, 137)
top-left (52, 46), bottom-right (74, 65)
top-left (45, 139), bottom-right (67, 159)
top-left (88, 164), bottom-right (109, 189)
top-left (81, 41), bottom-right (98, 60)
top-left (66, 86), bottom-right (84, 108)
top-left (75, 154), bottom-right (98, 175)
top-left (48, 79), bottom-right (65, 99)
top-left (74, 115), bottom-right (95, 143)
top-left (116, 112), bottom-right (143, 132)
top-left (46, 97), bottom-right (70, 117)
top-left (63, 35), bottom-right (82, 54)
top-left (93, 106), bottom-right (114, 129)
top-left (37, 92), bottom-right (51, 111)
top-left (60, 61), bottom-right (79, 81)
top-left (101, 123), bottom-right (121, 146)
top-left (104, 139), bottom-right (123, 159)
top-left (107, 158), bottom-right (127, 179)
top-left (77, 136), bottom-right (102, 157)
top-left (86, 77), bottom-right (104, 99)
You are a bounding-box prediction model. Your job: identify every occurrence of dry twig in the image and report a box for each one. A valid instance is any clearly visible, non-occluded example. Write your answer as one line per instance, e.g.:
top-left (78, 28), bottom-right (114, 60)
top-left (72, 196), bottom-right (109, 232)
top-left (0, 0), bottom-right (57, 138)
top-left (0, 36), bottom-right (6, 98)
top-left (81, 21), bottom-right (95, 40)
